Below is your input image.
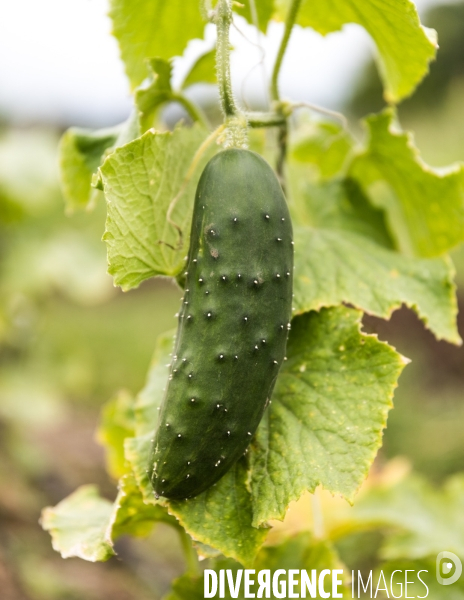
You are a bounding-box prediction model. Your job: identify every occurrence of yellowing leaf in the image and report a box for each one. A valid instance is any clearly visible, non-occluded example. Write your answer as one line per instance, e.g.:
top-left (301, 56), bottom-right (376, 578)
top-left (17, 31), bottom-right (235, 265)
top-left (41, 486), bottom-right (114, 562)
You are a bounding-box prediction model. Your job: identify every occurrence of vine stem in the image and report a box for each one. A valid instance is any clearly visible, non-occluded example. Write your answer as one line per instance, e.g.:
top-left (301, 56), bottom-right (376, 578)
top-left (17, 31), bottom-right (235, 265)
top-left (270, 0), bottom-right (302, 185)
top-left (246, 111), bottom-right (286, 128)
top-left (178, 528), bottom-right (200, 576)
top-left (271, 0), bottom-right (303, 103)
top-left (215, 0), bottom-right (238, 118)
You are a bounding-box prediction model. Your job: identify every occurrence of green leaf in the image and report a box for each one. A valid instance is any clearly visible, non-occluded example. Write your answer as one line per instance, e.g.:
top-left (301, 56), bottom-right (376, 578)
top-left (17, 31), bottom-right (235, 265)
top-left (96, 389), bottom-right (135, 479)
top-left (169, 459), bottom-right (268, 567)
top-left (135, 58), bottom-right (174, 132)
top-left (109, 0), bottom-right (205, 89)
top-left (353, 473), bottom-right (464, 560)
top-left (290, 121), bottom-right (353, 180)
top-left (100, 124), bottom-right (216, 290)
top-left (289, 174), bottom-right (460, 344)
top-left (59, 127), bottom-right (118, 211)
top-left (350, 110), bottom-right (464, 257)
top-left (285, 0), bottom-right (437, 102)
top-left (181, 47), bottom-right (217, 89)
top-left (289, 174), bottom-right (394, 249)
top-left (110, 473), bottom-right (177, 538)
top-left (40, 485), bottom-right (115, 562)
top-left (235, 0), bottom-right (275, 32)
top-left (293, 227), bottom-right (460, 345)
top-left (250, 306), bottom-right (406, 526)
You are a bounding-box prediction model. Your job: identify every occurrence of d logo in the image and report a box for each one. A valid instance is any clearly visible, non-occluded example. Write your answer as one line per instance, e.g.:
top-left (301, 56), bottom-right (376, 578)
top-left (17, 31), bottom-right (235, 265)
top-left (437, 552), bottom-right (462, 585)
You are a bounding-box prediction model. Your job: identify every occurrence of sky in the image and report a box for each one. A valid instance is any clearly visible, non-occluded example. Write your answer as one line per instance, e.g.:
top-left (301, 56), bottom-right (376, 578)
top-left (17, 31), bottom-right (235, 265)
top-left (0, 0), bottom-right (456, 128)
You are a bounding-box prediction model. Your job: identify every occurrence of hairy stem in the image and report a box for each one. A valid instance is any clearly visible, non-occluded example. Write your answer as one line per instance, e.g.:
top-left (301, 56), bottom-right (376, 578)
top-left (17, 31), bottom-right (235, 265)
top-left (271, 0), bottom-right (303, 102)
top-left (215, 0), bottom-right (238, 118)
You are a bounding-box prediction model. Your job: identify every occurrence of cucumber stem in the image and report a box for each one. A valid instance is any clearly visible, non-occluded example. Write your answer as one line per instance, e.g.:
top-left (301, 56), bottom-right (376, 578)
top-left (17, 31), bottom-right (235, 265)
top-left (215, 0), bottom-right (238, 118)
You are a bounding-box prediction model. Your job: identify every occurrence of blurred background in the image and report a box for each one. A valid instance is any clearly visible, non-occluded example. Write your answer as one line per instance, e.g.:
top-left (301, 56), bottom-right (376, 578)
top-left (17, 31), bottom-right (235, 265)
top-left (1, 0), bottom-right (464, 598)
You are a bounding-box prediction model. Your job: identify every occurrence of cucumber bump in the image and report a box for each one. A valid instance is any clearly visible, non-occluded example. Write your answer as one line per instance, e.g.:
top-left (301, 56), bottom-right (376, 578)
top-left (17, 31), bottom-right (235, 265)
top-left (149, 148), bottom-right (293, 499)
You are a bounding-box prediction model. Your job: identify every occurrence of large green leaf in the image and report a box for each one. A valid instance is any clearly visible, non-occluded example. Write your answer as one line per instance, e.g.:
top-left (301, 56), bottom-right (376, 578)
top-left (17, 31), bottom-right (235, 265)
top-left (41, 486), bottom-right (115, 562)
top-left (282, 0), bottom-right (437, 102)
top-left (350, 110), bottom-right (464, 258)
top-left (293, 227), bottom-right (460, 345)
top-left (289, 174), bottom-right (460, 344)
top-left (109, 0), bottom-right (205, 89)
top-left (100, 124), bottom-right (216, 290)
top-left (250, 306), bottom-right (406, 526)
top-left (289, 175), bottom-right (394, 249)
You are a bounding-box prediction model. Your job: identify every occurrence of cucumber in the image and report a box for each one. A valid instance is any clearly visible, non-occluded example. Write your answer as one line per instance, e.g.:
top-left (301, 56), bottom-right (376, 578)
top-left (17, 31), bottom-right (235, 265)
top-left (150, 148), bottom-right (293, 499)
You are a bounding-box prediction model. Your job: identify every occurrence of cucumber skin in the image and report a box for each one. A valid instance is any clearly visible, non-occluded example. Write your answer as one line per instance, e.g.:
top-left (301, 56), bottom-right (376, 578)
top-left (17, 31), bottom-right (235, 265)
top-left (150, 149), bottom-right (293, 499)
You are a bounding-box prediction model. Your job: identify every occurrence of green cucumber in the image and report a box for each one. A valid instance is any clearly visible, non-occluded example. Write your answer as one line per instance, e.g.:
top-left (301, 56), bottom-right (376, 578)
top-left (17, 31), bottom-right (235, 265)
top-left (150, 148), bottom-right (293, 499)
